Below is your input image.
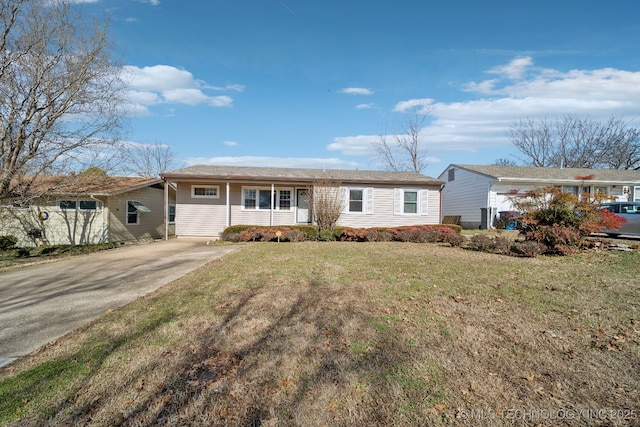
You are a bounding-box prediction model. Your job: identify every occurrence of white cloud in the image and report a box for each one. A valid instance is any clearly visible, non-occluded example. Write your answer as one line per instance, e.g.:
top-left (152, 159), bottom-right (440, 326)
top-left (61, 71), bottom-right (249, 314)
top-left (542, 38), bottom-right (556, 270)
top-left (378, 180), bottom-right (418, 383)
top-left (328, 58), bottom-right (640, 159)
top-left (327, 135), bottom-right (378, 156)
top-left (356, 103), bottom-right (376, 110)
top-left (393, 98), bottom-right (434, 113)
top-left (486, 56), bottom-right (534, 80)
top-left (339, 87), bottom-right (374, 95)
top-left (183, 156), bottom-right (361, 169)
top-left (122, 64), bottom-right (240, 113)
top-left (224, 140), bottom-right (239, 147)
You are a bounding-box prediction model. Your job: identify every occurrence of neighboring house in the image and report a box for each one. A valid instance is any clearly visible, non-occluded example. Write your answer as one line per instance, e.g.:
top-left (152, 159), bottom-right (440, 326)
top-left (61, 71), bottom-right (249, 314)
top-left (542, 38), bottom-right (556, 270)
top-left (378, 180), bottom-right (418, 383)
top-left (160, 165), bottom-right (444, 239)
top-left (0, 175), bottom-right (176, 246)
top-left (439, 164), bottom-right (640, 229)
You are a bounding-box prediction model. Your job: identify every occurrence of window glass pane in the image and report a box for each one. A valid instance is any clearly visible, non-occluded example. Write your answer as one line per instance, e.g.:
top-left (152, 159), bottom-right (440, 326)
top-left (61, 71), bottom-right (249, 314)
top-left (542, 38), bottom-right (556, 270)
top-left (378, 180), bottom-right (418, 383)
top-left (404, 191), bottom-right (418, 214)
top-left (259, 190), bottom-right (272, 209)
top-left (194, 186), bottom-right (217, 196)
top-left (127, 201), bottom-right (138, 224)
top-left (279, 190), bottom-right (291, 210)
top-left (244, 189), bottom-right (256, 209)
top-left (169, 204), bottom-right (176, 222)
top-left (59, 200), bottom-right (76, 210)
top-left (79, 200), bottom-right (97, 210)
top-left (349, 189), bottom-right (363, 212)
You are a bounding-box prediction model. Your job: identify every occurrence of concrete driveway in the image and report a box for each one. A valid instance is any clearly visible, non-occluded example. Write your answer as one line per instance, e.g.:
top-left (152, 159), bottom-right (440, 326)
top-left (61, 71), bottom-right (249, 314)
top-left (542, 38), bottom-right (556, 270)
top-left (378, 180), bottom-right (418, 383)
top-left (0, 239), bottom-right (237, 368)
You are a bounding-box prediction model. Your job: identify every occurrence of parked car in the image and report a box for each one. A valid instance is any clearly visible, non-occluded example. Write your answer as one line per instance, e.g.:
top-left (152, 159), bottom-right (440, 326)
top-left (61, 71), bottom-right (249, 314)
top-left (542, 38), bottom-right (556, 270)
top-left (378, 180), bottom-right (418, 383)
top-left (600, 201), bottom-right (640, 237)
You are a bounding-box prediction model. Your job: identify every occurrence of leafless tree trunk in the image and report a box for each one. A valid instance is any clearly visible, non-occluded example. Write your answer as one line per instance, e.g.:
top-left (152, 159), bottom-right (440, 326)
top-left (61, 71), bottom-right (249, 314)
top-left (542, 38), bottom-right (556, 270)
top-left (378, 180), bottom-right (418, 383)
top-left (304, 179), bottom-right (345, 232)
top-left (373, 107), bottom-right (430, 173)
top-left (0, 0), bottom-right (126, 202)
top-left (510, 115), bottom-right (640, 169)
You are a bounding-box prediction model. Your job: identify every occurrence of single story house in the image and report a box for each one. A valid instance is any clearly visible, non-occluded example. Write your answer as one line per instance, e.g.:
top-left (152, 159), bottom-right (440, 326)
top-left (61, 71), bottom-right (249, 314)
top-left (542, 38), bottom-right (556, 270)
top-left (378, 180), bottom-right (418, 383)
top-left (0, 175), bottom-right (176, 246)
top-left (438, 164), bottom-right (640, 229)
top-left (160, 165), bottom-right (444, 239)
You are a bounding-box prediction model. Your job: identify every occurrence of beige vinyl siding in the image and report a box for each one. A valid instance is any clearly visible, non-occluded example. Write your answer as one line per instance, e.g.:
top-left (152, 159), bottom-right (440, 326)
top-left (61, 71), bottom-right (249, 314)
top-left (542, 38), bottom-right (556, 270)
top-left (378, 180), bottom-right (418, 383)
top-left (440, 166), bottom-right (490, 228)
top-left (0, 200), bottom-right (105, 246)
top-left (106, 186), bottom-right (167, 242)
top-left (175, 182), bottom-right (227, 237)
top-left (336, 186), bottom-right (440, 228)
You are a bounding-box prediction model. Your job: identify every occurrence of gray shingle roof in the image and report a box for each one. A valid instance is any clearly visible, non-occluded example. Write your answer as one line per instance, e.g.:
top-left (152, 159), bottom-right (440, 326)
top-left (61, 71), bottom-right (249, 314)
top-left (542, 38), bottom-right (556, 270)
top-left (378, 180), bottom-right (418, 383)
top-left (162, 165), bottom-right (443, 186)
top-left (453, 164), bottom-right (640, 183)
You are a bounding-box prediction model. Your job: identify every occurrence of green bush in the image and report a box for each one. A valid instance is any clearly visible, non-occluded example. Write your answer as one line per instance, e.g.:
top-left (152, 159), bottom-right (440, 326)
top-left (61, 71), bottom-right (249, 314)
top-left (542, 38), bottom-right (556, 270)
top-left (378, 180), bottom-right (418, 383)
top-left (0, 235), bottom-right (18, 250)
top-left (318, 229), bottom-right (335, 241)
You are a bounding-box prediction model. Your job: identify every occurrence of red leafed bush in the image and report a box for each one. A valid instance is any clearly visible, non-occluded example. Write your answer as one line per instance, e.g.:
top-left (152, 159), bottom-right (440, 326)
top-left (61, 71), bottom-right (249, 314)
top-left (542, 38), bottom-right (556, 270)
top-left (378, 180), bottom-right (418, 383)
top-left (339, 225), bottom-right (455, 243)
top-left (511, 186), bottom-right (626, 255)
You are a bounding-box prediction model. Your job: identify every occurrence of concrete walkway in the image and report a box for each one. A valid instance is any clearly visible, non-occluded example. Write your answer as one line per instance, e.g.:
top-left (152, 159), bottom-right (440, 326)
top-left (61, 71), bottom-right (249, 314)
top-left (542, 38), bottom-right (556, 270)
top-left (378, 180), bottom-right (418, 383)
top-left (0, 239), bottom-right (237, 368)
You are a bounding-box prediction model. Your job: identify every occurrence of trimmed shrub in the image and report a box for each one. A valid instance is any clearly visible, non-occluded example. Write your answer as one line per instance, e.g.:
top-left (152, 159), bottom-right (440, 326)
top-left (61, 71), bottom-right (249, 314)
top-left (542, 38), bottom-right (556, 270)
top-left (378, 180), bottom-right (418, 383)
top-left (222, 225), bottom-right (318, 242)
top-left (283, 229), bottom-right (306, 242)
top-left (513, 240), bottom-right (547, 257)
top-left (318, 229), bottom-right (335, 241)
top-left (491, 235), bottom-right (513, 255)
top-left (469, 234), bottom-right (492, 252)
top-left (444, 233), bottom-right (466, 247)
top-left (364, 230), bottom-right (394, 242)
top-left (0, 235), bottom-right (18, 250)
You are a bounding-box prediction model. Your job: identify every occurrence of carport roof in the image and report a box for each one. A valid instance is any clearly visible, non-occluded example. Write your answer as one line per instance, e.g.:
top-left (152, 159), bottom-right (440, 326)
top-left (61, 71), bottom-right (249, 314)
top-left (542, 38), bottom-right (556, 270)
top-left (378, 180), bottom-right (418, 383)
top-left (161, 165), bottom-right (444, 186)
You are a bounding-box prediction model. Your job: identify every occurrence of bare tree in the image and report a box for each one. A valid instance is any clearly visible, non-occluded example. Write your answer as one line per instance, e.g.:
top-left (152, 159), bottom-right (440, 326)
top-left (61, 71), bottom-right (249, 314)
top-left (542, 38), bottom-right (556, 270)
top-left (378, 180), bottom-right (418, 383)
top-left (0, 0), bottom-right (126, 202)
top-left (121, 142), bottom-right (181, 177)
top-left (373, 107), bottom-right (430, 173)
top-left (510, 115), bottom-right (640, 169)
top-left (492, 157), bottom-right (519, 166)
top-left (304, 179), bottom-right (345, 232)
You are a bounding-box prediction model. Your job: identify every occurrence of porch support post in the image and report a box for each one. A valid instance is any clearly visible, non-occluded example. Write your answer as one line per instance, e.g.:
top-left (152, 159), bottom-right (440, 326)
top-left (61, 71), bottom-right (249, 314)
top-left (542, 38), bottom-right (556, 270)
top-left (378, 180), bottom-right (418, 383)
top-left (226, 182), bottom-right (231, 228)
top-left (270, 183), bottom-right (275, 226)
top-left (163, 179), bottom-right (169, 240)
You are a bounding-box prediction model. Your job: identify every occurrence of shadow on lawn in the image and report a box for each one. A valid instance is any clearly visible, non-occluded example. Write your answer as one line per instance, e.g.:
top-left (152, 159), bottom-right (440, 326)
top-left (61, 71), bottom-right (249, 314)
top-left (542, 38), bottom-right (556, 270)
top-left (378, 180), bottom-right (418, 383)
top-left (101, 279), bottom-right (439, 426)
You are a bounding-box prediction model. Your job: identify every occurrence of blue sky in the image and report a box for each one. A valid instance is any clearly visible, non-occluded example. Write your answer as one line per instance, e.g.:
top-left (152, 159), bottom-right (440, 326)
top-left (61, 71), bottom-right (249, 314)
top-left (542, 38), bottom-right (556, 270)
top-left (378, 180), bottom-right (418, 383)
top-left (78, 0), bottom-right (640, 178)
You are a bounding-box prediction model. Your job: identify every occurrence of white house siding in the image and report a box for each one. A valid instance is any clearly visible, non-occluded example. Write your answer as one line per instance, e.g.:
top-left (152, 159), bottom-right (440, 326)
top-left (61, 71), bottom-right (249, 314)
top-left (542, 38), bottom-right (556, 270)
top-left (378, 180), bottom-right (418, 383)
top-left (175, 182), bottom-right (227, 237)
top-left (336, 186), bottom-right (441, 228)
top-left (439, 166), bottom-right (491, 229)
top-left (173, 182), bottom-right (442, 238)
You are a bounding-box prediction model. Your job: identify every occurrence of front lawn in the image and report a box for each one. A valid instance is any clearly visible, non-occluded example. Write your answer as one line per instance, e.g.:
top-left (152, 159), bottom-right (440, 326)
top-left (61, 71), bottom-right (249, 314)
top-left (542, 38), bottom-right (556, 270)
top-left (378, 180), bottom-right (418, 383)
top-left (1, 242), bottom-right (638, 426)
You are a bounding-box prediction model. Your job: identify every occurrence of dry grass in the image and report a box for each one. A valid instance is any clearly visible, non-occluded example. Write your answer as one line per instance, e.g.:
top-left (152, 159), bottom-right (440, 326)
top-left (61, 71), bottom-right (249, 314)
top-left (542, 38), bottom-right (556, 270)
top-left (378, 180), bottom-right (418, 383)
top-left (1, 242), bottom-right (639, 426)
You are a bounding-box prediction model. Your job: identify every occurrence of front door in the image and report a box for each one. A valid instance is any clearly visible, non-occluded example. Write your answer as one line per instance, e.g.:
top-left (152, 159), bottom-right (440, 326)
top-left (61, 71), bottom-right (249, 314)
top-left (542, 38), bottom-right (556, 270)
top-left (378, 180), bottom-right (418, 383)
top-left (297, 189), bottom-right (310, 223)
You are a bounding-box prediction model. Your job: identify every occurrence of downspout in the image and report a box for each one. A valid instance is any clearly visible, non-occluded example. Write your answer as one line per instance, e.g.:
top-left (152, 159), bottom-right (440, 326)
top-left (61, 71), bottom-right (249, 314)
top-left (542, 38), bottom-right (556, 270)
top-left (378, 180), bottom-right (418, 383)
top-left (163, 179), bottom-right (169, 240)
top-left (90, 194), bottom-right (105, 243)
top-left (439, 184), bottom-right (444, 223)
top-left (226, 182), bottom-right (230, 228)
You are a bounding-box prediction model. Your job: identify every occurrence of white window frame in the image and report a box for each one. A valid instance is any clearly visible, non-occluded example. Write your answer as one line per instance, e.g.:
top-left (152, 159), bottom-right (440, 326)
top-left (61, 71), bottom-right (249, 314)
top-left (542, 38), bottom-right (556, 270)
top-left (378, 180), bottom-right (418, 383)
top-left (394, 188), bottom-right (429, 216)
top-left (402, 190), bottom-right (419, 215)
top-left (168, 203), bottom-right (176, 224)
top-left (347, 187), bottom-right (364, 213)
top-left (241, 187), bottom-right (294, 211)
top-left (191, 185), bottom-right (220, 199)
top-left (126, 200), bottom-right (140, 225)
top-left (58, 199), bottom-right (99, 212)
